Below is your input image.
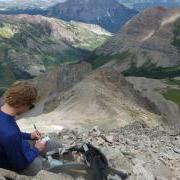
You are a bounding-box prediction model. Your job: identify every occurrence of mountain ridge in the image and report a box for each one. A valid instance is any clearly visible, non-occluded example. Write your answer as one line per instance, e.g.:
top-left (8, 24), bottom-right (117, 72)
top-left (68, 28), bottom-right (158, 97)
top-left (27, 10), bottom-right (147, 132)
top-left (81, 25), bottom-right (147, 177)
top-left (94, 7), bottom-right (180, 69)
top-left (117, 0), bottom-right (180, 10)
top-left (84, 7), bottom-right (180, 130)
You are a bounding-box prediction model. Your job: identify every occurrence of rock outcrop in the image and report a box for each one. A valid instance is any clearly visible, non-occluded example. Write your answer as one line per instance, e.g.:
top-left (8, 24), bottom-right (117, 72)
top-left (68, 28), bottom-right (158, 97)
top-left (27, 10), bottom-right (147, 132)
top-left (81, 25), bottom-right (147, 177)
top-left (0, 168), bottom-right (77, 180)
top-left (7, 122), bottom-right (180, 180)
top-left (24, 61), bottom-right (92, 117)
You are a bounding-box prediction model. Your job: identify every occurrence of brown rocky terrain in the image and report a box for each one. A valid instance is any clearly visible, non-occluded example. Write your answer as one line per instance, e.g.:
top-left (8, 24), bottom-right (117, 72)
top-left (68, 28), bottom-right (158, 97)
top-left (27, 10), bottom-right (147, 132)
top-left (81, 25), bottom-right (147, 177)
top-left (87, 7), bottom-right (180, 132)
top-left (1, 122), bottom-right (180, 180)
top-left (20, 61), bottom-right (92, 118)
top-left (18, 65), bottom-right (161, 132)
top-left (95, 7), bottom-right (180, 69)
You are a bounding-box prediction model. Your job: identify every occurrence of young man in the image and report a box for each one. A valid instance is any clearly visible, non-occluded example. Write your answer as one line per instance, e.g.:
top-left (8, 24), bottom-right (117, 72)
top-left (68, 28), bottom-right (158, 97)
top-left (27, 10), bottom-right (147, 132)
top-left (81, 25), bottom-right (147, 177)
top-left (0, 81), bottom-right (61, 176)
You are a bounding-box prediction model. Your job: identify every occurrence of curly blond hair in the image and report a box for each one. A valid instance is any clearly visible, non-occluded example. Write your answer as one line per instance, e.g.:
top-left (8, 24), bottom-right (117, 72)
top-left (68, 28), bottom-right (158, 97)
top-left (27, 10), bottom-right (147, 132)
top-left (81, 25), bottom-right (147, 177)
top-left (3, 81), bottom-right (38, 107)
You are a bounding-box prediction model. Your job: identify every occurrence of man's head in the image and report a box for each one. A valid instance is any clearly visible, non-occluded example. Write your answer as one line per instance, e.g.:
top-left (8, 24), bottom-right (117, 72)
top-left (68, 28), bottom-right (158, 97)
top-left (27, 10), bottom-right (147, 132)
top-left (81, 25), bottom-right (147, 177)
top-left (2, 81), bottom-right (38, 115)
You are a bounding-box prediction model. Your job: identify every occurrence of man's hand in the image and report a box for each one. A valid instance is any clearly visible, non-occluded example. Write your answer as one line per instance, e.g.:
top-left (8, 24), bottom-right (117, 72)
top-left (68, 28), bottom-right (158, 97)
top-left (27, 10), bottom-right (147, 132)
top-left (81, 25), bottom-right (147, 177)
top-left (31, 131), bottom-right (42, 140)
top-left (34, 140), bottom-right (46, 152)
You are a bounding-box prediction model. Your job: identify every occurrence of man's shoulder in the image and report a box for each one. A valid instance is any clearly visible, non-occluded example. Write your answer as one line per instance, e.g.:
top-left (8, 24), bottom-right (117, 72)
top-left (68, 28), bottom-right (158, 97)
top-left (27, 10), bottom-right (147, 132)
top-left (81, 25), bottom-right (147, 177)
top-left (0, 128), bottom-right (19, 143)
top-left (0, 117), bottom-right (18, 135)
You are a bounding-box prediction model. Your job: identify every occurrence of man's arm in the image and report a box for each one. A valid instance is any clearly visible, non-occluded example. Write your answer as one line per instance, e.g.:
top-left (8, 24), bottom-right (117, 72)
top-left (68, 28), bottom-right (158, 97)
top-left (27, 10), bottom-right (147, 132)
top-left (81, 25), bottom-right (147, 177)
top-left (21, 132), bottom-right (31, 140)
top-left (22, 131), bottom-right (42, 140)
top-left (3, 133), bottom-right (39, 170)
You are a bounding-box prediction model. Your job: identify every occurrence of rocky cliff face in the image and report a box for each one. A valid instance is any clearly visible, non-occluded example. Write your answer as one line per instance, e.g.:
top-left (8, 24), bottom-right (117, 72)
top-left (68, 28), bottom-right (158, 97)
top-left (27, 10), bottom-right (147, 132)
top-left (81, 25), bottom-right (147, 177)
top-left (47, 0), bottom-right (138, 33)
top-left (92, 7), bottom-right (180, 80)
top-left (95, 7), bottom-right (180, 70)
top-left (24, 61), bottom-right (92, 117)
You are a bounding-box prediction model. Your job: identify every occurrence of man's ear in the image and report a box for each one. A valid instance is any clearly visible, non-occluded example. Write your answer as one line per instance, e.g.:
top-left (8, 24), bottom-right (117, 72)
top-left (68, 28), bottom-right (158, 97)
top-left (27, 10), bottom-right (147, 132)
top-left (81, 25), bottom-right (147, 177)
top-left (16, 112), bottom-right (23, 116)
top-left (15, 114), bottom-right (22, 120)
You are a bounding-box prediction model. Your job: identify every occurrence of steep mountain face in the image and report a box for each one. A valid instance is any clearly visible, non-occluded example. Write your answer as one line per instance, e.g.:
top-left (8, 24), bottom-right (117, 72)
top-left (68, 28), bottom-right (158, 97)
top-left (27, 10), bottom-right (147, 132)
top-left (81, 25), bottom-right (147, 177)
top-left (27, 56), bottom-right (179, 132)
top-left (117, 0), bottom-right (180, 10)
top-left (0, 14), bottom-right (110, 95)
top-left (47, 0), bottom-right (138, 33)
top-left (19, 65), bottom-right (161, 130)
top-left (22, 61), bottom-right (91, 117)
top-left (87, 7), bottom-right (180, 130)
top-left (94, 7), bottom-right (180, 73)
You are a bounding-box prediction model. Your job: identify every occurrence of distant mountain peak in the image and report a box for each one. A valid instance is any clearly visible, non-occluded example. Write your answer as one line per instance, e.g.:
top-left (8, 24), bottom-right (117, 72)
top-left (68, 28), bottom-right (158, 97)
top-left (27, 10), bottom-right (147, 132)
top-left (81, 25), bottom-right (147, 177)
top-left (117, 0), bottom-right (180, 10)
top-left (47, 0), bottom-right (138, 32)
top-left (94, 7), bottom-right (180, 70)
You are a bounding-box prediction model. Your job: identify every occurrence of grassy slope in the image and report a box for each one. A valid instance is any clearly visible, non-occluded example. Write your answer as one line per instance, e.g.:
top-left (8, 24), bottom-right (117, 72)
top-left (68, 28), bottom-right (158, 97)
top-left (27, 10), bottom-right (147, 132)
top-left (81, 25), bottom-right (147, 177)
top-left (87, 50), bottom-right (131, 69)
top-left (161, 89), bottom-right (180, 106)
top-left (0, 17), bottom-right (109, 95)
top-left (0, 18), bottom-right (108, 66)
top-left (171, 18), bottom-right (180, 49)
top-left (159, 79), bottom-right (180, 106)
top-left (122, 62), bottom-right (180, 79)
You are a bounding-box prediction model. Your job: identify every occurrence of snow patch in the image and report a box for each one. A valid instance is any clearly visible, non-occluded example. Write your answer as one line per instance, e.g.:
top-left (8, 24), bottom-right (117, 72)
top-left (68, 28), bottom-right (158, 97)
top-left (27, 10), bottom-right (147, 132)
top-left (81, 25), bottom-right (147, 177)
top-left (160, 13), bottom-right (180, 28)
top-left (75, 21), bottom-right (112, 36)
top-left (106, 10), bottom-right (111, 17)
top-left (140, 30), bottom-right (155, 42)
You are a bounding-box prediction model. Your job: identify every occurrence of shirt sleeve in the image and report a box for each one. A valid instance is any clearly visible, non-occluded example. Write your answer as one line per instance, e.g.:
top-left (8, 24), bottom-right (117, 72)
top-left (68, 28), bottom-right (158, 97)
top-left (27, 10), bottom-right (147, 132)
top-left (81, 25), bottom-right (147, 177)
top-left (21, 132), bottom-right (31, 140)
top-left (3, 133), bottom-right (39, 170)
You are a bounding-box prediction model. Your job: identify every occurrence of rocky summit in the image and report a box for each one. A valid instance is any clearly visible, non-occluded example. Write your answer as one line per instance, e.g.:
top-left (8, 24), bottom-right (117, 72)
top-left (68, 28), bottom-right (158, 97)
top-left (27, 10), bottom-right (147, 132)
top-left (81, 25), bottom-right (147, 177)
top-left (1, 122), bottom-right (180, 180)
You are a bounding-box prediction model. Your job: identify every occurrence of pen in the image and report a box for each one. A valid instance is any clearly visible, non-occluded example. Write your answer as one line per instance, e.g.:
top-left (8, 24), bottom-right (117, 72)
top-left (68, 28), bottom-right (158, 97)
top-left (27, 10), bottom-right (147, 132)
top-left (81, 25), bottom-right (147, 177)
top-left (33, 124), bottom-right (41, 136)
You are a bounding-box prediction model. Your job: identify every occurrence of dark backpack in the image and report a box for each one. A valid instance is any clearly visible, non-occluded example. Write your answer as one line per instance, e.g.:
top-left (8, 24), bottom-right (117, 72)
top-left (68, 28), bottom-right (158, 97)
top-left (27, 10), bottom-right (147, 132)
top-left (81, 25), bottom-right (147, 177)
top-left (68, 143), bottom-right (129, 180)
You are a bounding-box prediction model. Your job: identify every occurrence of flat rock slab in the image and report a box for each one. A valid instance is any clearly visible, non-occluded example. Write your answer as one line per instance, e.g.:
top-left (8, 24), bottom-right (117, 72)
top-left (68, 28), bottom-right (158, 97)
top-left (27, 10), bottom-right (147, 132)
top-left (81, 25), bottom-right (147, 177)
top-left (0, 169), bottom-right (83, 180)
